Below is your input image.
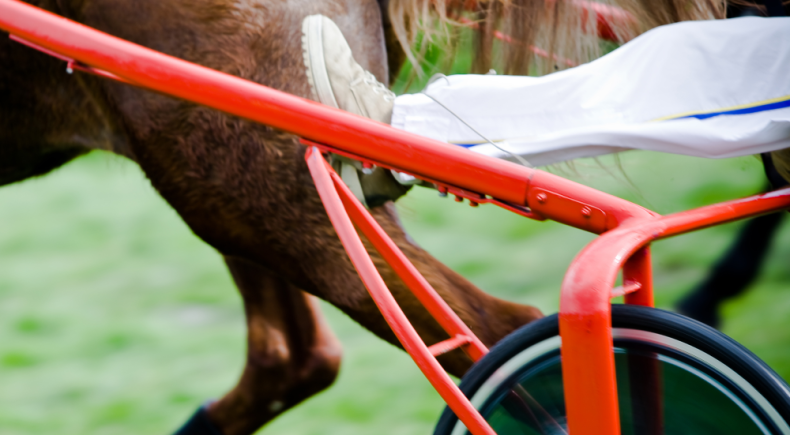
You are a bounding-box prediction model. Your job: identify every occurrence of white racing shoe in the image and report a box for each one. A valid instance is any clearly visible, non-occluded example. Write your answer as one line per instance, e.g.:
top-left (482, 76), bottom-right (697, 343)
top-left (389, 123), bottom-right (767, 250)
top-left (302, 14), bottom-right (395, 123)
top-left (302, 14), bottom-right (414, 207)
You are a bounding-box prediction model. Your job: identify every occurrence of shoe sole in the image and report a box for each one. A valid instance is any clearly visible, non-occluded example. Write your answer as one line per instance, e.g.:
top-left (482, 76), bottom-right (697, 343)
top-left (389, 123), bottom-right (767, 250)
top-left (302, 15), bottom-right (339, 109)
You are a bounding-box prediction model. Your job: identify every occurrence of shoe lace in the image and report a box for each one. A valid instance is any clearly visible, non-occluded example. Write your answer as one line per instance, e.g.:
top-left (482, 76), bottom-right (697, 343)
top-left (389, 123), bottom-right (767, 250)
top-left (421, 73), bottom-right (532, 168)
top-left (355, 71), bottom-right (396, 102)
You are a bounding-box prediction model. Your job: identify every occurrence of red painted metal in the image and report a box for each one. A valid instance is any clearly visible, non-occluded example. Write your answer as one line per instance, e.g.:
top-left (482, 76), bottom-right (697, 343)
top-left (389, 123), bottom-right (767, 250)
top-left (9, 34), bottom-right (135, 84)
top-left (623, 246), bottom-right (653, 306)
top-left (306, 141), bottom-right (549, 222)
top-left (305, 147), bottom-right (496, 435)
top-left (610, 281), bottom-right (641, 298)
top-left (621, 247), bottom-right (660, 434)
top-left (4, 2), bottom-right (790, 434)
top-left (0, 0), bottom-right (522, 205)
top-left (314, 141), bottom-right (657, 231)
top-left (1, 0), bottom-right (654, 223)
top-left (560, 187), bottom-right (790, 435)
top-left (428, 335), bottom-right (474, 357)
top-left (314, 144), bottom-right (489, 362)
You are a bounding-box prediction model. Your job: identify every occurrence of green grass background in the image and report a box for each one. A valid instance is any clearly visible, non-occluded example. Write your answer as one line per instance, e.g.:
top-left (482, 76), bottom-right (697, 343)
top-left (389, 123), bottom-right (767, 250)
top-left (0, 149), bottom-right (788, 434)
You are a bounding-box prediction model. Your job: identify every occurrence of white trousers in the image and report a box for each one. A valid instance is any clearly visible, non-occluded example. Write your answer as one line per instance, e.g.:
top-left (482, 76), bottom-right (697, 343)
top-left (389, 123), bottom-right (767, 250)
top-left (391, 17), bottom-right (790, 167)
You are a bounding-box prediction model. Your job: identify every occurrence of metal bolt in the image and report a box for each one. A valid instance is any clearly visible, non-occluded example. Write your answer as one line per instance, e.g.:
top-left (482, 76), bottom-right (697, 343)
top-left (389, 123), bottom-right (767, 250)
top-left (469, 201), bottom-right (479, 207)
top-left (454, 195), bottom-right (464, 203)
top-left (536, 192), bottom-right (548, 204)
top-left (581, 206), bottom-right (592, 218)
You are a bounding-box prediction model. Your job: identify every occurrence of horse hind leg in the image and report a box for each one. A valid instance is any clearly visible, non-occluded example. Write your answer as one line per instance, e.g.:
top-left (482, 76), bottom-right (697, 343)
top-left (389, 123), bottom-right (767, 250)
top-left (677, 210), bottom-right (783, 328)
top-left (173, 257), bottom-right (342, 435)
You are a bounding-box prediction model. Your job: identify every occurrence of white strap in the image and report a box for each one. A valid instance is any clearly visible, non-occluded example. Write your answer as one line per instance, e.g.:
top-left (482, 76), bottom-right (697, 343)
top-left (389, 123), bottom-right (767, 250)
top-left (340, 162), bottom-right (368, 208)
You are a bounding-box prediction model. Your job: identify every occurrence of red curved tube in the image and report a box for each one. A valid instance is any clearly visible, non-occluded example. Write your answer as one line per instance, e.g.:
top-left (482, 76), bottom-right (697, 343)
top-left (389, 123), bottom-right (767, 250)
top-left (560, 187), bottom-right (790, 435)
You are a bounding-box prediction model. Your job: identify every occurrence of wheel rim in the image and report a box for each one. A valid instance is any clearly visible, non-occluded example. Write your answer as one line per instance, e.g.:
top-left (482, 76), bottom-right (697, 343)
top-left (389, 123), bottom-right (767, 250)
top-left (451, 329), bottom-right (790, 435)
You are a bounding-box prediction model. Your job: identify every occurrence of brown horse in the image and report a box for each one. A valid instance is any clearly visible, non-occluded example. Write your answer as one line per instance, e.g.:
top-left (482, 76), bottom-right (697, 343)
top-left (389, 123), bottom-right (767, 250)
top-left (1, 1), bottom-right (545, 434)
top-left (0, 0), bottom-right (729, 434)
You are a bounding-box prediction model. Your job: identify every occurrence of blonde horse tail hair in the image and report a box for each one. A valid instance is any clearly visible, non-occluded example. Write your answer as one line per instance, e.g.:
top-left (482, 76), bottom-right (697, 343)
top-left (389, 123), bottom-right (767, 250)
top-left (388, 0), bottom-right (728, 78)
top-left (617, 0), bottom-right (727, 28)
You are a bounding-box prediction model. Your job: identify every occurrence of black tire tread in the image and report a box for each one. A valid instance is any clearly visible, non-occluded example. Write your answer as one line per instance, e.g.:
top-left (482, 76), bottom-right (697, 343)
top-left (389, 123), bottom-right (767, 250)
top-left (434, 305), bottom-right (790, 434)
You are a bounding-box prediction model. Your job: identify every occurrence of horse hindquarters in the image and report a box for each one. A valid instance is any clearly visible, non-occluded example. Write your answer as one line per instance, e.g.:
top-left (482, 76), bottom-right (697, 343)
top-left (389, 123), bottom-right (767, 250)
top-left (55, 0), bottom-right (544, 430)
top-left (0, 23), bottom-right (128, 186)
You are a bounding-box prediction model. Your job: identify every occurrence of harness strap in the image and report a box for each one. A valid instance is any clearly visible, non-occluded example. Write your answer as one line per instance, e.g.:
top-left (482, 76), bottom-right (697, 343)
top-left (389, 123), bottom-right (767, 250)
top-left (339, 162), bottom-right (368, 207)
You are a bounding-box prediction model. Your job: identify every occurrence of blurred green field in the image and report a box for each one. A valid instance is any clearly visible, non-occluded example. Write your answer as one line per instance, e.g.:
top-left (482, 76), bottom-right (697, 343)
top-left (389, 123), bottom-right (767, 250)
top-left (0, 149), bottom-right (788, 435)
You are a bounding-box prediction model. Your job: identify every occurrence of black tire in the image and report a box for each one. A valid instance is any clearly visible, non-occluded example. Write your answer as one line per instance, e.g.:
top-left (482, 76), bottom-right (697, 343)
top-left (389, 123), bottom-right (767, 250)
top-left (434, 304), bottom-right (790, 435)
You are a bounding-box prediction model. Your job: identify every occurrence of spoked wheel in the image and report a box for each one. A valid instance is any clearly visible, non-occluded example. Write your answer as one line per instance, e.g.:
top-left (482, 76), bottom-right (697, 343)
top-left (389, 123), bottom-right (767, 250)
top-left (434, 305), bottom-right (790, 435)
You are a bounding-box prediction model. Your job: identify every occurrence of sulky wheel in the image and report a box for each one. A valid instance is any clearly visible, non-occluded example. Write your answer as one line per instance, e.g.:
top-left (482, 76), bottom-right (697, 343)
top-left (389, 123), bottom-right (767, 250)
top-left (434, 304), bottom-right (790, 435)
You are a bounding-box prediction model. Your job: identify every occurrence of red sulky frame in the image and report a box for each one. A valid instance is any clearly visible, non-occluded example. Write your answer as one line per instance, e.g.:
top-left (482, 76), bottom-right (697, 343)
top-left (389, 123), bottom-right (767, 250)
top-left (2, 0), bottom-right (790, 434)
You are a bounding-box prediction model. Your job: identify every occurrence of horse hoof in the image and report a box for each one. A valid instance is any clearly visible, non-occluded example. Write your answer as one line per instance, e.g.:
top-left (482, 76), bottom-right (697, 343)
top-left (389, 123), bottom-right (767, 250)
top-left (171, 403), bottom-right (223, 435)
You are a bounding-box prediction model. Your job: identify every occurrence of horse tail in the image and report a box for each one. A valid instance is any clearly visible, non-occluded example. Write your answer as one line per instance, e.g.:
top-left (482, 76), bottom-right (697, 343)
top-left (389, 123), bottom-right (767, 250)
top-left (388, 0), bottom-right (728, 78)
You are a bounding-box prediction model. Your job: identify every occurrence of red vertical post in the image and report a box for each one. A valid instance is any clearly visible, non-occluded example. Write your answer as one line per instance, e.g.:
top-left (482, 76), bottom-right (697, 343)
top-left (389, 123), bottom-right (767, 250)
top-left (560, 239), bottom-right (622, 435)
top-left (623, 246), bottom-right (654, 307)
top-left (622, 247), bottom-right (662, 434)
top-left (560, 306), bottom-right (619, 435)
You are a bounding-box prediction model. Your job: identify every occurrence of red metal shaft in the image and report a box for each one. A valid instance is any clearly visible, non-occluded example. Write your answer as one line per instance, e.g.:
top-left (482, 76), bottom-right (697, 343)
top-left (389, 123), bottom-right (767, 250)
top-left (0, 0), bottom-right (524, 205)
top-left (0, 0), bottom-right (655, 230)
top-left (329, 165), bottom-right (489, 362)
top-left (305, 147), bottom-right (496, 435)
